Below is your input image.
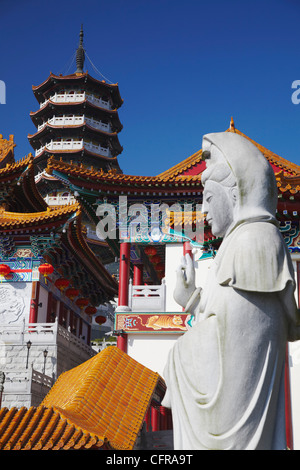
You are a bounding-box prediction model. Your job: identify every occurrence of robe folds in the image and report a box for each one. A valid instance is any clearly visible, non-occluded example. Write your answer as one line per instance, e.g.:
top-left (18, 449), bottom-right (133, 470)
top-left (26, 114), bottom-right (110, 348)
top-left (163, 220), bottom-right (296, 450)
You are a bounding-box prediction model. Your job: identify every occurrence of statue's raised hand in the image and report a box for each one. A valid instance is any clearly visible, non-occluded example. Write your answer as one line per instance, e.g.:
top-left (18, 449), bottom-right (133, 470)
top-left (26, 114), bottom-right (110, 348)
top-left (173, 254), bottom-right (196, 308)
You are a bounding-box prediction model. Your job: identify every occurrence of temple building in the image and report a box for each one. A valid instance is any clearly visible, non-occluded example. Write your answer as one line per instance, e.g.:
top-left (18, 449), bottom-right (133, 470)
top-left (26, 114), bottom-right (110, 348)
top-left (2, 25), bottom-right (300, 447)
top-left (2, 113), bottom-right (300, 448)
top-left (0, 134), bottom-right (118, 409)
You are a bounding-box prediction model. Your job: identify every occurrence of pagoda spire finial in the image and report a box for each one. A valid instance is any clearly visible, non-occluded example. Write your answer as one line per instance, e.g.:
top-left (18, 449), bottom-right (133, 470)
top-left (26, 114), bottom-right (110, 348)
top-left (76, 24), bottom-right (85, 74)
top-left (230, 116), bottom-right (235, 131)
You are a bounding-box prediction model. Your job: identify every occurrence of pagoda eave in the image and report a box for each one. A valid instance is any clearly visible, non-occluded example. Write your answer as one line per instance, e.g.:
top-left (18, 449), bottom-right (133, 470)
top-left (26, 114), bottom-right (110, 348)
top-left (35, 147), bottom-right (120, 162)
top-left (28, 123), bottom-right (121, 147)
top-left (31, 99), bottom-right (120, 118)
top-left (32, 72), bottom-right (123, 108)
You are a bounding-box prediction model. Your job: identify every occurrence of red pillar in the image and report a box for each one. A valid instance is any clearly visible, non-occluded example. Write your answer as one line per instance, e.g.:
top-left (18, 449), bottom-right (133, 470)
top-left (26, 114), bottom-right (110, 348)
top-left (159, 406), bottom-right (168, 430)
top-left (151, 406), bottom-right (160, 431)
top-left (117, 242), bottom-right (131, 352)
top-left (133, 263), bottom-right (143, 286)
top-left (29, 281), bottom-right (40, 324)
top-left (183, 241), bottom-right (193, 258)
top-left (117, 333), bottom-right (127, 353)
top-left (118, 242), bottom-right (131, 307)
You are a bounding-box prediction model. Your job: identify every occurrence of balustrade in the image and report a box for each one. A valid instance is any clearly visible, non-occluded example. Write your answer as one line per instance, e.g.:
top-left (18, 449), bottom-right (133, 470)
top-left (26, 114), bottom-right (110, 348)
top-left (0, 319), bottom-right (95, 357)
top-left (37, 115), bottom-right (111, 132)
top-left (128, 279), bottom-right (166, 312)
top-left (39, 92), bottom-right (112, 110)
top-left (35, 139), bottom-right (111, 157)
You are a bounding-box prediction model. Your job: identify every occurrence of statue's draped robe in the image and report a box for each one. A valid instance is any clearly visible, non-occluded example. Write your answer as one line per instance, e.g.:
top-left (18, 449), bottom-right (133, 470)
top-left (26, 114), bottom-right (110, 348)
top-left (162, 132), bottom-right (300, 450)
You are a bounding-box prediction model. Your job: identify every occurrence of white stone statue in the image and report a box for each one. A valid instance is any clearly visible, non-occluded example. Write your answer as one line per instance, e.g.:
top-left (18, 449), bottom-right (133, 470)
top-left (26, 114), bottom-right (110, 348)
top-left (162, 131), bottom-right (300, 450)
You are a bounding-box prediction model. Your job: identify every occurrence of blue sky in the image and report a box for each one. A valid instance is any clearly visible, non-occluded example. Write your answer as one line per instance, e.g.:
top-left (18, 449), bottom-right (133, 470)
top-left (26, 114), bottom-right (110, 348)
top-left (1, 0), bottom-right (300, 175)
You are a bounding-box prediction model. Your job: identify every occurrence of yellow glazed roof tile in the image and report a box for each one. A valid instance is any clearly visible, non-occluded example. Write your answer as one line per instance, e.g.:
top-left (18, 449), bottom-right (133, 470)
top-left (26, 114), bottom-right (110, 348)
top-left (0, 347), bottom-right (165, 450)
top-left (0, 134), bottom-right (15, 166)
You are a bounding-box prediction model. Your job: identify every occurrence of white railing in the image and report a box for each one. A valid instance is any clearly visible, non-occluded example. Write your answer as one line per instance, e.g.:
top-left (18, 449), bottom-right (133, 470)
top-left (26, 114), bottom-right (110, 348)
top-left (128, 279), bottom-right (166, 312)
top-left (2, 368), bottom-right (53, 394)
top-left (0, 319), bottom-right (95, 357)
top-left (40, 92), bottom-right (112, 110)
top-left (37, 115), bottom-right (111, 133)
top-left (91, 339), bottom-right (117, 352)
top-left (84, 140), bottom-right (111, 156)
top-left (36, 139), bottom-right (83, 156)
top-left (86, 93), bottom-right (111, 110)
top-left (37, 115), bottom-right (84, 131)
top-left (35, 139), bottom-right (111, 157)
top-left (86, 116), bottom-right (111, 132)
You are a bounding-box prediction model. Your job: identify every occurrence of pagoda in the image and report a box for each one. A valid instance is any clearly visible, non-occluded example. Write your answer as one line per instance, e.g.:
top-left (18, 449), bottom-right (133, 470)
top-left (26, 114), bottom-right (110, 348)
top-left (28, 26), bottom-right (124, 179)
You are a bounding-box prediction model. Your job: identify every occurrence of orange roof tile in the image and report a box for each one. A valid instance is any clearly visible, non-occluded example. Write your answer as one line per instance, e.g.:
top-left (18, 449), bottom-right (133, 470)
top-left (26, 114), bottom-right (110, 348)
top-left (0, 347), bottom-right (165, 450)
top-left (157, 118), bottom-right (300, 179)
top-left (0, 203), bottom-right (81, 229)
top-left (0, 134), bottom-right (15, 167)
top-left (275, 171), bottom-right (300, 194)
top-left (46, 156), bottom-right (202, 185)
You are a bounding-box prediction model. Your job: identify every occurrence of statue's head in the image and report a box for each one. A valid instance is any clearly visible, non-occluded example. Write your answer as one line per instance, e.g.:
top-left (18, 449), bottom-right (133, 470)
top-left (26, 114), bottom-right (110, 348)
top-left (201, 132), bottom-right (277, 237)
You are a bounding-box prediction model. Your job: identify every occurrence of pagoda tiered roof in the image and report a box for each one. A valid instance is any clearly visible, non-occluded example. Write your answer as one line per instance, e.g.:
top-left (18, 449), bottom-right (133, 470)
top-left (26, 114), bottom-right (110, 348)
top-left (0, 347), bottom-right (165, 450)
top-left (29, 99), bottom-right (123, 130)
top-left (31, 72), bottom-right (123, 109)
top-left (28, 122), bottom-right (123, 155)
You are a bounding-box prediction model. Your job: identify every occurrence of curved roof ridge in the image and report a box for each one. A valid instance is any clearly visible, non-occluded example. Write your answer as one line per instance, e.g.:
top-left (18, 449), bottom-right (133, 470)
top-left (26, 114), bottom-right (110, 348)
top-left (156, 122), bottom-right (300, 179)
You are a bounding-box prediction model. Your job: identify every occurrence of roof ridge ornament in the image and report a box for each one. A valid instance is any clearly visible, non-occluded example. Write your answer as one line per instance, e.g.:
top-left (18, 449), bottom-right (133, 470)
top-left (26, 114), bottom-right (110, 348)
top-left (76, 24), bottom-right (85, 74)
top-left (230, 116), bottom-right (235, 131)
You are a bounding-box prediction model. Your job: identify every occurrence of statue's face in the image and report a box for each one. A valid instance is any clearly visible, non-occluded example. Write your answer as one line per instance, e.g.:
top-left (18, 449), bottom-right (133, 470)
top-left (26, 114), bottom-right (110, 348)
top-left (202, 180), bottom-right (236, 237)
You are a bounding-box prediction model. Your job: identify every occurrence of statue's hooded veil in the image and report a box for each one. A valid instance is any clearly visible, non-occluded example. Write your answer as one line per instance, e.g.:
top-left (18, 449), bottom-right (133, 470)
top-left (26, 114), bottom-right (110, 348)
top-left (201, 132), bottom-right (278, 231)
top-left (201, 131), bottom-right (295, 295)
